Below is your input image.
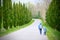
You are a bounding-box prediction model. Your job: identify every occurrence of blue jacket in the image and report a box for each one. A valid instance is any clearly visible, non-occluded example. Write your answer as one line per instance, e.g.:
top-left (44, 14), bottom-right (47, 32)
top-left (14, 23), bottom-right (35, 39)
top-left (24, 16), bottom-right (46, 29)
top-left (38, 23), bottom-right (42, 29)
top-left (43, 27), bottom-right (47, 32)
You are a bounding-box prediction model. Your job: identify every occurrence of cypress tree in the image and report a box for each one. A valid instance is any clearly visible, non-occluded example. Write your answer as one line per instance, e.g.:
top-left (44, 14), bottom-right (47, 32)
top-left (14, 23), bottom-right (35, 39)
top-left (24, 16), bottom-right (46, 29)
top-left (46, 0), bottom-right (60, 31)
top-left (16, 3), bottom-right (20, 26)
top-left (8, 0), bottom-right (12, 28)
top-left (13, 3), bottom-right (16, 27)
top-left (3, 0), bottom-right (12, 29)
top-left (0, 0), bottom-right (1, 30)
top-left (21, 4), bottom-right (25, 24)
top-left (0, 0), bottom-right (1, 7)
top-left (0, 0), bottom-right (3, 30)
top-left (18, 2), bottom-right (22, 26)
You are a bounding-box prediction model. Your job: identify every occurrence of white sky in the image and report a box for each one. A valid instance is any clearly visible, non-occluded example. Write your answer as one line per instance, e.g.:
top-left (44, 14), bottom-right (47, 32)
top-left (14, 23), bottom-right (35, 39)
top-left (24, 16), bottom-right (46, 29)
top-left (12, 0), bottom-right (44, 5)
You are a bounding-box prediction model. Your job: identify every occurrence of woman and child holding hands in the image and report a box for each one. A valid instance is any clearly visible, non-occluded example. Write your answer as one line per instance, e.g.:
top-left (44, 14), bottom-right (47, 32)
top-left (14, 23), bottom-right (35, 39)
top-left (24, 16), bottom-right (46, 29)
top-left (38, 23), bottom-right (47, 35)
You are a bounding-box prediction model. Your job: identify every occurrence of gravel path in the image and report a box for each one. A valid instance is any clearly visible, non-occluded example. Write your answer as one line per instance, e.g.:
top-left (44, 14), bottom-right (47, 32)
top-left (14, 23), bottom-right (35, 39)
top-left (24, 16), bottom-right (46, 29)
top-left (0, 19), bottom-right (48, 40)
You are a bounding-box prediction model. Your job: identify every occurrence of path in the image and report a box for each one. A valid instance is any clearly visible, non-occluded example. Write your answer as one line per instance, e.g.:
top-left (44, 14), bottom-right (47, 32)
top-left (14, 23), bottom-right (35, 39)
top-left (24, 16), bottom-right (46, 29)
top-left (0, 19), bottom-right (48, 40)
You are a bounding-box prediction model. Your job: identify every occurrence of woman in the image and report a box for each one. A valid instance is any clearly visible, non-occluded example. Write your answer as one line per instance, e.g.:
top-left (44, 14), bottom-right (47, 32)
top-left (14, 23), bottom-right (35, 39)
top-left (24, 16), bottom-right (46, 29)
top-left (38, 23), bottom-right (43, 34)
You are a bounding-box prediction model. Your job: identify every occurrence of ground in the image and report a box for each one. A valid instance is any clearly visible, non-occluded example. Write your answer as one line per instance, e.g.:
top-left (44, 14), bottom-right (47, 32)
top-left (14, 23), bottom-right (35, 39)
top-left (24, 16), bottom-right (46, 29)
top-left (0, 19), bottom-right (48, 40)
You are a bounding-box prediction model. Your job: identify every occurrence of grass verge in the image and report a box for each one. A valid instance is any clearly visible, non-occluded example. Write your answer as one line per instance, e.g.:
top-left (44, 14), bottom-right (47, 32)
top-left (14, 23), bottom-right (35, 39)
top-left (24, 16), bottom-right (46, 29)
top-left (41, 19), bottom-right (60, 40)
top-left (0, 20), bottom-right (34, 37)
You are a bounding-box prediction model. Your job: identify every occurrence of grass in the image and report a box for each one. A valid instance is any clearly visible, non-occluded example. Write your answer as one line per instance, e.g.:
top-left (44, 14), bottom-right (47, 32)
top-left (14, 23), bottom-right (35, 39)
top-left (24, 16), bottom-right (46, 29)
top-left (41, 19), bottom-right (60, 40)
top-left (0, 20), bottom-right (34, 37)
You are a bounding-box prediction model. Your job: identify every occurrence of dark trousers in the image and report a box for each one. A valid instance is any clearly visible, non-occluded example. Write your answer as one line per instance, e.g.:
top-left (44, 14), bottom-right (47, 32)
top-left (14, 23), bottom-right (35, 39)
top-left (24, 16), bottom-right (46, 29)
top-left (40, 29), bottom-right (42, 34)
top-left (44, 32), bottom-right (46, 35)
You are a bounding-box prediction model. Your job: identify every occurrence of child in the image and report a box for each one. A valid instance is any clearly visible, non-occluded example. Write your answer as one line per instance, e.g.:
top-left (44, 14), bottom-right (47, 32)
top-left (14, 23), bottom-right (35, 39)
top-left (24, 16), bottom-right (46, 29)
top-left (43, 27), bottom-right (47, 35)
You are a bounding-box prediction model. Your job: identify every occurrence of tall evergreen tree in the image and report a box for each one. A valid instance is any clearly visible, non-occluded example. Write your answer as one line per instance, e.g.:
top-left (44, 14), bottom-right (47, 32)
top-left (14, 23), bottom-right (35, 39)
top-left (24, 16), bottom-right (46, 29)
top-left (8, 0), bottom-right (12, 28)
top-left (0, 0), bottom-right (1, 30)
top-left (46, 0), bottom-right (60, 31)
top-left (3, 0), bottom-right (12, 29)
top-left (18, 2), bottom-right (22, 26)
top-left (13, 3), bottom-right (16, 27)
top-left (0, 0), bottom-right (1, 7)
top-left (16, 3), bottom-right (20, 26)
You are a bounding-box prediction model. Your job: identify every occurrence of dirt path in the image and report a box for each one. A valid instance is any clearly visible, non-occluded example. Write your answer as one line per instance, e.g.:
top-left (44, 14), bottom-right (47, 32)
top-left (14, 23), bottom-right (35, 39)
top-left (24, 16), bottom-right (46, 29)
top-left (0, 19), bottom-right (48, 40)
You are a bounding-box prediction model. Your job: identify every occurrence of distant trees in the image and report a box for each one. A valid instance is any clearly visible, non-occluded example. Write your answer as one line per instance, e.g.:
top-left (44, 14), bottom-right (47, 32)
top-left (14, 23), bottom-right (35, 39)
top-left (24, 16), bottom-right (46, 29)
top-left (46, 0), bottom-right (60, 31)
top-left (0, 0), bottom-right (32, 30)
top-left (26, 2), bottom-right (41, 19)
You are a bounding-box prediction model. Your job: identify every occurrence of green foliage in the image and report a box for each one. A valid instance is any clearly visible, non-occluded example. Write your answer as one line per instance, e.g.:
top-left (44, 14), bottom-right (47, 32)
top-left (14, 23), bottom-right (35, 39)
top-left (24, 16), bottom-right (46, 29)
top-left (0, 0), bottom-right (1, 7)
top-left (3, 0), bottom-right (12, 29)
top-left (41, 19), bottom-right (60, 40)
top-left (0, 0), bottom-right (3, 30)
top-left (32, 11), bottom-right (41, 19)
top-left (12, 3), bottom-right (32, 26)
top-left (0, 0), bottom-right (1, 30)
top-left (1, 0), bottom-right (32, 30)
top-left (46, 0), bottom-right (60, 31)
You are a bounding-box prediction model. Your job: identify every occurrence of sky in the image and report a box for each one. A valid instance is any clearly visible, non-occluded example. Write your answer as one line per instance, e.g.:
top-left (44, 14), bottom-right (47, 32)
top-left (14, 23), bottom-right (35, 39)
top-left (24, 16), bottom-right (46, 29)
top-left (12, 0), bottom-right (44, 5)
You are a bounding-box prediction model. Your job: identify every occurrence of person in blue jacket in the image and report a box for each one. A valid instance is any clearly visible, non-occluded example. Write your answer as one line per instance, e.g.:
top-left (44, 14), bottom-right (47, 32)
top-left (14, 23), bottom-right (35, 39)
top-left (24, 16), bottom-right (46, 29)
top-left (38, 23), bottom-right (42, 34)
